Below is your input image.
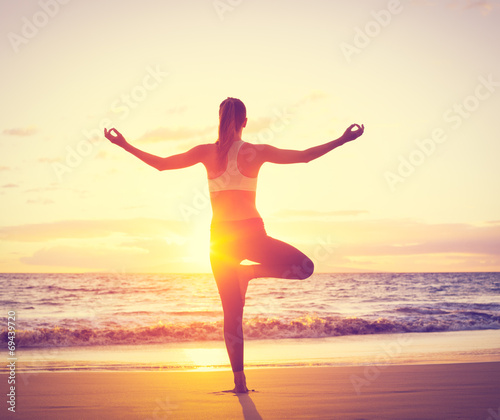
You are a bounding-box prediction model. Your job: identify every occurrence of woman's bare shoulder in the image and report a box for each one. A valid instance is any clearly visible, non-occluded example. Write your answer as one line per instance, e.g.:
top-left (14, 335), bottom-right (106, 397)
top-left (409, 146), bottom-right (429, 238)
top-left (239, 141), bottom-right (269, 168)
top-left (241, 141), bottom-right (267, 152)
top-left (198, 142), bottom-right (218, 154)
top-left (199, 142), bottom-right (219, 170)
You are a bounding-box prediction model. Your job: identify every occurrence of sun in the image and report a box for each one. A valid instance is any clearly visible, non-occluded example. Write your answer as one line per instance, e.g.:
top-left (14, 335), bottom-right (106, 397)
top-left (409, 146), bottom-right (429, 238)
top-left (185, 226), bottom-right (212, 270)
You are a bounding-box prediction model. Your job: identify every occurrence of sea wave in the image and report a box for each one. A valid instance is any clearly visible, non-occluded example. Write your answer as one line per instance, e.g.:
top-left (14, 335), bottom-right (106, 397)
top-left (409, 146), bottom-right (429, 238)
top-left (2, 312), bottom-right (499, 348)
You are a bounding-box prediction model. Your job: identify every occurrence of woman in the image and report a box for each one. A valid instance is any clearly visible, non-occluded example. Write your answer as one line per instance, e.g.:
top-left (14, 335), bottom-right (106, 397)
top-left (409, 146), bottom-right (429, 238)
top-left (104, 97), bottom-right (364, 393)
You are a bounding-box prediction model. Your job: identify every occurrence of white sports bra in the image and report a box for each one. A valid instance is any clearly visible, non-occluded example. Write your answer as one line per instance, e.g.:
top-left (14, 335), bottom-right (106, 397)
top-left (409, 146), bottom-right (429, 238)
top-left (208, 140), bottom-right (257, 193)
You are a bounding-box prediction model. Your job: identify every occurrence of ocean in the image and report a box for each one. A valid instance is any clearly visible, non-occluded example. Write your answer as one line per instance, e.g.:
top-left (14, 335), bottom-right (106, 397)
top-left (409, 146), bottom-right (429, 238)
top-left (2, 272), bottom-right (499, 350)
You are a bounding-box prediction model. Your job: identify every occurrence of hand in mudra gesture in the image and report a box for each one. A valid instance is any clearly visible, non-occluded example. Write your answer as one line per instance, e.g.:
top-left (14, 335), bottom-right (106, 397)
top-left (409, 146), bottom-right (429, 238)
top-left (104, 128), bottom-right (127, 148)
top-left (342, 124), bottom-right (365, 143)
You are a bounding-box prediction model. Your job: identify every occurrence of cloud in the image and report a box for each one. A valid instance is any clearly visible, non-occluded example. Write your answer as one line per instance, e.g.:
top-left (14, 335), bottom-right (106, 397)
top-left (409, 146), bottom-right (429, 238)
top-left (245, 116), bottom-right (275, 133)
top-left (266, 218), bottom-right (500, 258)
top-left (2, 218), bottom-right (207, 272)
top-left (20, 238), bottom-right (192, 271)
top-left (0, 218), bottom-right (192, 242)
top-left (270, 209), bottom-right (369, 219)
top-left (2, 126), bottom-right (38, 136)
top-left (245, 91), bottom-right (328, 135)
top-left (4, 217), bottom-right (499, 259)
top-left (135, 90), bottom-right (328, 144)
top-left (2, 183), bottom-right (19, 188)
top-left (2, 217), bottom-right (499, 272)
top-left (37, 157), bottom-right (61, 164)
top-left (456, 0), bottom-right (499, 15)
top-left (94, 150), bottom-right (110, 160)
top-left (274, 217), bottom-right (500, 272)
top-left (165, 105), bottom-right (188, 115)
top-left (413, 0), bottom-right (500, 15)
top-left (24, 185), bottom-right (61, 193)
top-left (139, 126), bottom-right (215, 143)
top-left (294, 90), bottom-right (329, 107)
top-left (26, 198), bottom-right (54, 205)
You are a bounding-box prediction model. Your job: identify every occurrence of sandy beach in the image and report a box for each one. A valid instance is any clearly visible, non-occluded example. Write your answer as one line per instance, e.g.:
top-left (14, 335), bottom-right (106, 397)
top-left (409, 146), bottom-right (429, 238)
top-left (4, 361), bottom-right (499, 419)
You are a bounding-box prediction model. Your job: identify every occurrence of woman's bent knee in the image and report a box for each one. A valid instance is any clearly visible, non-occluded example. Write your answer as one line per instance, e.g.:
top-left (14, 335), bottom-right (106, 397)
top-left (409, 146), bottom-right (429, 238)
top-left (282, 255), bottom-right (314, 280)
top-left (300, 256), bottom-right (314, 279)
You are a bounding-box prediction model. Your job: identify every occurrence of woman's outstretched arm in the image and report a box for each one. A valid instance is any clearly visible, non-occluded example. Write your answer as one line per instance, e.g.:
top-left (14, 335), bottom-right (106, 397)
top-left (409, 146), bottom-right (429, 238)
top-left (104, 128), bottom-right (205, 170)
top-left (302, 123), bottom-right (364, 163)
top-left (259, 123), bottom-right (364, 164)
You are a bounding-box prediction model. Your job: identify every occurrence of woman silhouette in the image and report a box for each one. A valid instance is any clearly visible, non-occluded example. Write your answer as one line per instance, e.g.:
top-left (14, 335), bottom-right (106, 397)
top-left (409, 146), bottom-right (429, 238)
top-left (104, 97), bottom-right (364, 393)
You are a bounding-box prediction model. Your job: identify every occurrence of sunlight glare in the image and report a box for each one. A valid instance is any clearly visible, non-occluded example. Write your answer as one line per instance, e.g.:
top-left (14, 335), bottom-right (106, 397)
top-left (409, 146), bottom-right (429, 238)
top-left (183, 348), bottom-right (228, 371)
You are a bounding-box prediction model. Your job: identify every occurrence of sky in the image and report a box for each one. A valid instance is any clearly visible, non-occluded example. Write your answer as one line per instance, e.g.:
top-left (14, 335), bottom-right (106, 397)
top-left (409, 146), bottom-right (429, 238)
top-left (1, 0), bottom-right (499, 273)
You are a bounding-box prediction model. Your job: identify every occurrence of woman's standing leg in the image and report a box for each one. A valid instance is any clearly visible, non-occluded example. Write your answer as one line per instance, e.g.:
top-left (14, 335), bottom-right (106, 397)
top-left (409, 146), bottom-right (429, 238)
top-left (209, 246), bottom-right (248, 392)
top-left (209, 219), bottom-right (315, 392)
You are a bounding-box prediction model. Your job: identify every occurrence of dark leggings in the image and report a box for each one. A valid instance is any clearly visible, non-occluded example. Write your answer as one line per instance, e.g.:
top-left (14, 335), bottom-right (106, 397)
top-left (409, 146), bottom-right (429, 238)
top-left (209, 217), bottom-right (314, 372)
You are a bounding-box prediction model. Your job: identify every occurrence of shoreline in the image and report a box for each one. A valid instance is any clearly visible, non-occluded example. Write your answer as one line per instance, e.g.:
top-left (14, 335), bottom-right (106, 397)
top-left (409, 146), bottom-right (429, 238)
top-left (7, 329), bottom-right (500, 373)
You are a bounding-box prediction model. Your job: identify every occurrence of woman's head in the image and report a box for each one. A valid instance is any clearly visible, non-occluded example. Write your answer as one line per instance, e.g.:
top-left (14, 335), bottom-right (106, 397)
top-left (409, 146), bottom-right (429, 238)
top-left (216, 97), bottom-right (247, 163)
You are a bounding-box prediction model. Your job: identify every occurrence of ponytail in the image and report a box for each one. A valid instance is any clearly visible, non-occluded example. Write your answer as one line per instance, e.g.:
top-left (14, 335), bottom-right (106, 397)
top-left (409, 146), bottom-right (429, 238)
top-left (216, 97), bottom-right (246, 167)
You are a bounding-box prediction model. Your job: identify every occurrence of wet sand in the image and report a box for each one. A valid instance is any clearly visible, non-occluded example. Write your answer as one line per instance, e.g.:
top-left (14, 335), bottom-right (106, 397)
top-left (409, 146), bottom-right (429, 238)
top-left (7, 362), bottom-right (500, 419)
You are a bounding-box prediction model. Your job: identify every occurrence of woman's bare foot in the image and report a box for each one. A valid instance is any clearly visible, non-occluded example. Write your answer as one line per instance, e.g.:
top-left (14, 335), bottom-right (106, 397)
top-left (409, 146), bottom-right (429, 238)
top-left (231, 385), bottom-right (249, 393)
top-left (237, 265), bottom-right (254, 304)
top-left (232, 371), bottom-right (249, 393)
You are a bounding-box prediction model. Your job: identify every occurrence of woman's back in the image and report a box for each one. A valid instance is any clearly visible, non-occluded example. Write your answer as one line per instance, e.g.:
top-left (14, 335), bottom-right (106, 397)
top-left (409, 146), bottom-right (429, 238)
top-left (205, 140), bottom-right (262, 222)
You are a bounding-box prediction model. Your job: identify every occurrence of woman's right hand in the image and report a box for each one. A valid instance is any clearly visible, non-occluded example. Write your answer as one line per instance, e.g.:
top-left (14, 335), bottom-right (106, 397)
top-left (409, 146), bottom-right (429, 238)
top-left (104, 128), bottom-right (128, 148)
